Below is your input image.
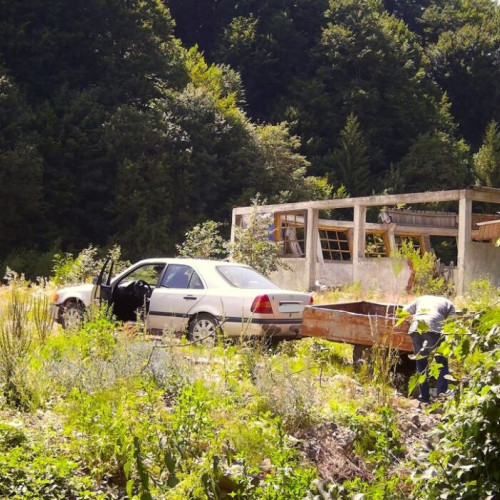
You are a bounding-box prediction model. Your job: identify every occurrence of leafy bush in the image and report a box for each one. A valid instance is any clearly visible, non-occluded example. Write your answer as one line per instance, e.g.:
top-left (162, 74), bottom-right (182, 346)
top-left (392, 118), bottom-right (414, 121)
top-left (465, 277), bottom-right (500, 310)
top-left (63, 380), bottom-right (147, 485)
top-left (254, 419), bottom-right (317, 499)
top-left (52, 244), bottom-right (129, 286)
top-left (0, 423), bottom-right (26, 450)
top-left (395, 239), bottom-right (450, 295)
top-left (0, 443), bottom-right (96, 499)
top-left (412, 305), bottom-right (500, 499)
top-left (228, 196), bottom-right (287, 277)
top-left (176, 220), bottom-right (228, 259)
top-left (255, 359), bottom-right (318, 432)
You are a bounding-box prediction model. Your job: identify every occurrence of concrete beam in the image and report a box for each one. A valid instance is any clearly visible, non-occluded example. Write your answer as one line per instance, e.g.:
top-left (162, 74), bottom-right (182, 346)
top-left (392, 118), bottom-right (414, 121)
top-left (232, 189), bottom-right (466, 215)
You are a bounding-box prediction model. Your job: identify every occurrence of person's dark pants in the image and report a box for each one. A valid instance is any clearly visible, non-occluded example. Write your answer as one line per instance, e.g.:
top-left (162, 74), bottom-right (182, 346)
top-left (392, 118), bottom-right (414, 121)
top-left (410, 331), bottom-right (449, 402)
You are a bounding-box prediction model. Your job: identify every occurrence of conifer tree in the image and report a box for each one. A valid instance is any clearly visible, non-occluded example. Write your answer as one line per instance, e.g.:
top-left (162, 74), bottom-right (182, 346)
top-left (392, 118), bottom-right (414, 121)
top-left (474, 121), bottom-right (500, 188)
top-left (331, 114), bottom-right (371, 197)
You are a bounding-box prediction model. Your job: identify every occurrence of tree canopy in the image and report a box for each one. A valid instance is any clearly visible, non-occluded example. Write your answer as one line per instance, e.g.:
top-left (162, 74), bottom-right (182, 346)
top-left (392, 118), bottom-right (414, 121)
top-left (1, 0), bottom-right (500, 273)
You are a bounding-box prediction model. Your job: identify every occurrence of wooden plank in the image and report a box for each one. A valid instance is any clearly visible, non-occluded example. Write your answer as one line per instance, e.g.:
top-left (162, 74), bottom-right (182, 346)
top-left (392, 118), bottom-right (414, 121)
top-left (302, 302), bottom-right (413, 352)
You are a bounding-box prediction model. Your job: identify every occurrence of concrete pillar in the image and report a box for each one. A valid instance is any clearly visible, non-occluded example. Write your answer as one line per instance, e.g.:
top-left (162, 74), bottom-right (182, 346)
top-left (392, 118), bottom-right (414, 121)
top-left (457, 194), bottom-right (472, 295)
top-left (352, 204), bottom-right (366, 283)
top-left (230, 210), bottom-right (237, 244)
top-left (387, 222), bottom-right (397, 255)
top-left (305, 208), bottom-right (319, 290)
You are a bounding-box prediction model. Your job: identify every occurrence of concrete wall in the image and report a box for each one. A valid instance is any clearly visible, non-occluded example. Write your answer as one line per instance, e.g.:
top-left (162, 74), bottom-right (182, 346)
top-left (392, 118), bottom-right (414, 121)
top-left (316, 261), bottom-right (353, 287)
top-left (357, 258), bottom-right (412, 295)
top-left (270, 259), bottom-right (308, 291)
top-left (464, 242), bottom-right (500, 288)
top-left (271, 256), bottom-right (412, 294)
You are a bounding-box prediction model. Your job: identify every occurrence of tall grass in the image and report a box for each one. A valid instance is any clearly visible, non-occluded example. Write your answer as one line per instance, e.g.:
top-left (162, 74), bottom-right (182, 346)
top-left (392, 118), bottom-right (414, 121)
top-left (0, 284), bottom-right (32, 407)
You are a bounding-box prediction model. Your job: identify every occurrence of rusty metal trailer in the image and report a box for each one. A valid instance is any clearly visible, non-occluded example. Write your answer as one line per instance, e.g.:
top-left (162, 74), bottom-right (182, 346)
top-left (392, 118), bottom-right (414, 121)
top-left (301, 301), bottom-right (413, 352)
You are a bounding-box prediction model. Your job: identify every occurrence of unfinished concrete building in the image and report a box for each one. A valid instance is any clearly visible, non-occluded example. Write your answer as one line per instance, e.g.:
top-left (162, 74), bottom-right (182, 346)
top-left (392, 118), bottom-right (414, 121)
top-left (231, 187), bottom-right (500, 295)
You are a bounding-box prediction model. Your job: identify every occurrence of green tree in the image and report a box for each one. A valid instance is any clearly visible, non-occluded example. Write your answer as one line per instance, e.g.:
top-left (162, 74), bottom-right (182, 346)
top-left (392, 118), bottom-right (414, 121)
top-left (176, 221), bottom-right (228, 259)
top-left (0, 72), bottom-right (44, 257)
top-left (421, 1), bottom-right (500, 148)
top-left (311, 0), bottom-right (446, 177)
top-left (397, 131), bottom-right (471, 192)
top-left (473, 120), bottom-right (500, 188)
top-left (107, 82), bottom-right (258, 258)
top-left (216, 0), bottom-right (329, 121)
top-left (252, 122), bottom-right (332, 204)
top-left (0, 0), bottom-right (188, 257)
top-left (0, 0), bottom-right (186, 104)
top-left (329, 113), bottom-right (371, 196)
top-left (228, 198), bottom-right (285, 277)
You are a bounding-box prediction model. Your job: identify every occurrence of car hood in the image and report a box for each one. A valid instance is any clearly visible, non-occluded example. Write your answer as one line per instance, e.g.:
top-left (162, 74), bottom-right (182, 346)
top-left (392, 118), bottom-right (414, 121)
top-left (55, 283), bottom-right (94, 305)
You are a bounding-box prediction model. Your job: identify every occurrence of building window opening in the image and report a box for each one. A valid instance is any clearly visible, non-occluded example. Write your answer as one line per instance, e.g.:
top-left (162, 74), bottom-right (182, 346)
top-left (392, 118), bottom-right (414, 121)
top-left (365, 232), bottom-right (388, 257)
top-left (277, 212), bottom-right (306, 257)
top-left (319, 229), bottom-right (351, 261)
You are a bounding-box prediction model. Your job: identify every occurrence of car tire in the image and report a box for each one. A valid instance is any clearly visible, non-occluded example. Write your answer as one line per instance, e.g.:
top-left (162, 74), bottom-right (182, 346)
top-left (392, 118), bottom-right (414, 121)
top-left (187, 313), bottom-right (220, 345)
top-left (62, 301), bottom-right (84, 330)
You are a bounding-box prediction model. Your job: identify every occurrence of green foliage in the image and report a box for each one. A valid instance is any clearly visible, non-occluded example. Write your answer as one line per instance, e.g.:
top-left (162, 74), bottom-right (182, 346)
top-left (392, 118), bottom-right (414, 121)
top-left (79, 304), bottom-right (119, 361)
top-left (465, 278), bottom-right (500, 311)
top-left (2, 0), bottom-right (500, 268)
top-left (64, 382), bottom-right (141, 483)
top-left (329, 113), bottom-right (371, 196)
top-left (0, 445), bottom-right (96, 499)
top-left (253, 122), bottom-right (332, 203)
top-left (2, 269), bottom-right (500, 497)
top-left (229, 196), bottom-right (287, 277)
top-left (107, 82), bottom-right (259, 257)
top-left (30, 291), bottom-right (53, 345)
top-left (395, 239), bottom-right (450, 295)
top-left (176, 220), bottom-right (228, 259)
top-left (52, 245), bottom-right (128, 285)
top-left (0, 281), bottom-right (33, 408)
top-left (412, 304), bottom-right (500, 499)
top-left (255, 359), bottom-right (318, 433)
top-left (474, 120), bottom-right (500, 187)
top-left (0, 423), bottom-right (26, 450)
top-left (397, 131), bottom-right (471, 192)
top-left (0, 73), bottom-right (44, 259)
top-left (422, 3), bottom-right (500, 148)
top-left (254, 419), bottom-right (317, 499)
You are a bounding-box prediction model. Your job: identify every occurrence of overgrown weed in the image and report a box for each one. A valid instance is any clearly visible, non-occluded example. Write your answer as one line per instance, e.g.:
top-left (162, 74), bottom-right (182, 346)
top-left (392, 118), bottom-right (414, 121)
top-left (0, 278), bottom-right (33, 408)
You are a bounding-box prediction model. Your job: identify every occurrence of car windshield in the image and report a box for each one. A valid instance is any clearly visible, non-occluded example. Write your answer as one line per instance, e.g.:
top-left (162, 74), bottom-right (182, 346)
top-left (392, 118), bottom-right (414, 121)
top-left (216, 265), bottom-right (280, 289)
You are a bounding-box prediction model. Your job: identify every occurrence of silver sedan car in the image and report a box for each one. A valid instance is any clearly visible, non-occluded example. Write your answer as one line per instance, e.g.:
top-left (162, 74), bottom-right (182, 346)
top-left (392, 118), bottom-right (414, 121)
top-left (51, 258), bottom-right (313, 340)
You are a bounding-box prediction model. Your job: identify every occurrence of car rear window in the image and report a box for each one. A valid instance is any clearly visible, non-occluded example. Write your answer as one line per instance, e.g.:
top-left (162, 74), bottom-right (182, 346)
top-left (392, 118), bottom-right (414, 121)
top-left (216, 265), bottom-right (280, 289)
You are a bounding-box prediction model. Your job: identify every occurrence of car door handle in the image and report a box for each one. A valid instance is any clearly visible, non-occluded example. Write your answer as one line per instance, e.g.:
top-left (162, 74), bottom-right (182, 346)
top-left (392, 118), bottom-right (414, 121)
top-left (183, 295), bottom-right (198, 300)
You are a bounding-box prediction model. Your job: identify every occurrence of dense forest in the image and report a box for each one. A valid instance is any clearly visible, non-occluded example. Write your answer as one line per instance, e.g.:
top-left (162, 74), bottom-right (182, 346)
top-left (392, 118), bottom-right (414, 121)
top-left (1, 0), bottom-right (500, 274)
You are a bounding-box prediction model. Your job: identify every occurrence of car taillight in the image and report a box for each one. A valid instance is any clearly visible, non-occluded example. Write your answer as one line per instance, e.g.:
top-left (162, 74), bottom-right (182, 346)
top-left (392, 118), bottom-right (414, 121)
top-left (251, 295), bottom-right (274, 314)
top-left (52, 293), bottom-right (59, 303)
top-left (309, 295), bottom-right (314, 305)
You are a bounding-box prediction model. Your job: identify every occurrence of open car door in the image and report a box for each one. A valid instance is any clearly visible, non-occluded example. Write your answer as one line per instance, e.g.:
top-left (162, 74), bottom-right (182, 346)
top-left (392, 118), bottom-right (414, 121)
top-left (90, 257), bottom-right (115, 306)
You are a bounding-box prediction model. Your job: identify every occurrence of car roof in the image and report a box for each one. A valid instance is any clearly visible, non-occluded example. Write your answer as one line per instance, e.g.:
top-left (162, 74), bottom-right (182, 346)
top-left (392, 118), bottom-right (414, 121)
top-left (134, 258), bottom-right (250, 268)
top-left (118, 258), bottom-right (264, 290)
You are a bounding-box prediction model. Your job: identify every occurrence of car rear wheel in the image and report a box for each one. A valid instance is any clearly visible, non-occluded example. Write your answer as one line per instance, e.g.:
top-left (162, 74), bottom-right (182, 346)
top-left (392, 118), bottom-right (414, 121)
top-left (62, 302), bottom-right (84, 330)
top-left (188, 313), bottom-right (220, 345)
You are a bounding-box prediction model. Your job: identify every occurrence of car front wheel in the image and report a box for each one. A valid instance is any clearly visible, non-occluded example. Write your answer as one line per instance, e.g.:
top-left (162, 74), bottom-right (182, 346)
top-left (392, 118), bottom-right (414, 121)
top-left (62, 302), bottom-right (84, 330)
top-left (188, 313), bottom-right (220, 345)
